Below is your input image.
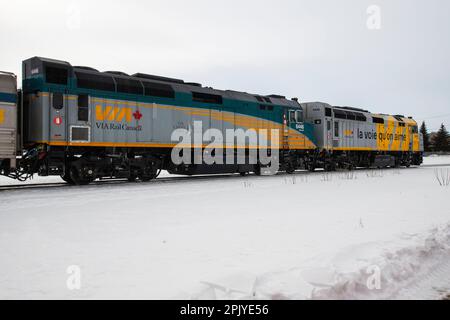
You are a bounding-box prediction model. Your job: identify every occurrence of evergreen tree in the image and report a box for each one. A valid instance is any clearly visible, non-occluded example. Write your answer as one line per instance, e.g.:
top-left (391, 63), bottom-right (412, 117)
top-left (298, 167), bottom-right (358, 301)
top-left (433, 123), bottom-right (449, 151)
top-left (420, 121), bottom-right (431, 151)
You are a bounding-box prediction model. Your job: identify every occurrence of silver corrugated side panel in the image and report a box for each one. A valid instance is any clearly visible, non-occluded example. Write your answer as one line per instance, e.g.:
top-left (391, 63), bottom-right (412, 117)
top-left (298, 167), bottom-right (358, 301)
top-left (0, 71), bottom-right (17, 169)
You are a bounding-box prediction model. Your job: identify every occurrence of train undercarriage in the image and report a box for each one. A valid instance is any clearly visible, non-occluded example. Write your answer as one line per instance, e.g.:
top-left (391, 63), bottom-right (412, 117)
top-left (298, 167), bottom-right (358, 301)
top-left (0, 144), bottom-right (423, 185)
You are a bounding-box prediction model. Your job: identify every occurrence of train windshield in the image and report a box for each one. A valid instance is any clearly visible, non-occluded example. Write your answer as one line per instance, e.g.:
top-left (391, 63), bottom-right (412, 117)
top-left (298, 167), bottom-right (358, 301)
top-left (289, 110), bottom-right (304, 123)
top-left (289, 110), bottom-right (296, 122)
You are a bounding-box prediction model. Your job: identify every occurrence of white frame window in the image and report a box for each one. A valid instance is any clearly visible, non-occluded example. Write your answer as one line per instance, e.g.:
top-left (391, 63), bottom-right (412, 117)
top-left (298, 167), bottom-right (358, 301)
top-left (70, 125), bottom-right (91, 143)
top-left (289, 110), bottom-right (296, 123)
top-left (289, 110), bottom-right (303, 123)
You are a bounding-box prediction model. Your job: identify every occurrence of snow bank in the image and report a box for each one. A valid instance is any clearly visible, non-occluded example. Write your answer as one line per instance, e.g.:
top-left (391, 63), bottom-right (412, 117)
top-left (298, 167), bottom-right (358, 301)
top-left (188, 224), bottom-right (450, 300)
top-left (311, 223), bottom-right (450, 299)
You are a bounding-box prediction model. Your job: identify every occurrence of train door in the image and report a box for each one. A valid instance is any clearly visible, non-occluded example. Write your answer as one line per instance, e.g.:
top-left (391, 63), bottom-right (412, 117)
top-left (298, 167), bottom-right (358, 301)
top-left (325, 107), bottom-right (332, 150)
top-left (286, 109), bottom-right (296, 149)
top-left (410, 125), bottom-right (419, 152)
top-left (333, 119), bottom-right (340, 149)
top-left (49, 92), bottom-right (67, 142)
top-left (68, 94), bottom-right (91, 143)
top-left (286, 109), bottom-right (303, 149)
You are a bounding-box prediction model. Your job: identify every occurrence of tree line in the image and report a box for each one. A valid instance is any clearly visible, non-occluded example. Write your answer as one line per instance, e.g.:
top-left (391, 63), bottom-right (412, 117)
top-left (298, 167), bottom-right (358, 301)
top-left (420, 122), bottom-right (449, 152)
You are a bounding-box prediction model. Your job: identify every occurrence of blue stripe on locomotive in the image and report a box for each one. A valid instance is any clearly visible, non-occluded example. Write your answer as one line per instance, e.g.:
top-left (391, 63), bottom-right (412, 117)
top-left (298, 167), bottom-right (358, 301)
top-left (0, 92), bottom-right (17, 103)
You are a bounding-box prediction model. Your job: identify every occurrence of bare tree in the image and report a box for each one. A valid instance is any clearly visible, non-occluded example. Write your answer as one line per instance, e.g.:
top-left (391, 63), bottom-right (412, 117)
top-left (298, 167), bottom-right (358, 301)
top-left (434, 169), bottom-right (450, 186)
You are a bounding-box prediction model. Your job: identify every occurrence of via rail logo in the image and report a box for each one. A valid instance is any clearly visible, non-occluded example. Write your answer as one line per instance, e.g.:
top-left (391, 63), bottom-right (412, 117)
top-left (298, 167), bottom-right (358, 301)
top-left (95, 105), bottom-right (143, 122)
top-left (95, 105), bottom-right (143, 131)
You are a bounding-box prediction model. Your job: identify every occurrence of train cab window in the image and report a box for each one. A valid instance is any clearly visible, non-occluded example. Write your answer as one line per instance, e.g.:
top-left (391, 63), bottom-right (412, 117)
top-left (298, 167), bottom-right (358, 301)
top-left (268, 105), bottom-right (274, 111)
top-left (289, 110), bottom-right (303, 123)
top-left (334, 121), bottom-right (339, 137)
top-left (411, 126), bottom-right (418, 134)
top-left (295, 110), bottom-right (303, 122)
top-left (289, 110), bottom-right (296, 123)
top-left (325, 108), bottom-right (332, 117)
top-left (78, 94), bottom-right (89, 122)
top-left (46, 66), bottom-right (68, 85)
top-left (52, 93), bottom-right (64, 110)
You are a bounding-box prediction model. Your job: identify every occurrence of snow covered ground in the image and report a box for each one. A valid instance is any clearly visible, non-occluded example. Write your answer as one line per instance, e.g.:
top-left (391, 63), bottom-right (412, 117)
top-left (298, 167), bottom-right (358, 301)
top-left (0, 156), bottom-right (449, 300)
top-left (422, 154), bottom-right (450, 166)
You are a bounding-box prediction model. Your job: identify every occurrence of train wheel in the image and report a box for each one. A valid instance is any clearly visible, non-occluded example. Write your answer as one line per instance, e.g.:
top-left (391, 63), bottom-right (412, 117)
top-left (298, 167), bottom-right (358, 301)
top-left (139, 175), bottom-right (155, 182)
top-left (285, 161), bottom-right (295, 174)
top-left (139, 171), bottom-right (157, 182)
top-left (69, 166), bottom-right (94, 185)
top-left (138, 166), bottom-right (160, 182)
top-left (127, 176), bottom-right (137, 182)
top-left (61, 172), bottom-right (75, 185)
top-left (239, 172), bottom-right (248, 176)
top-left (254, 165), bottom-right (261, 176)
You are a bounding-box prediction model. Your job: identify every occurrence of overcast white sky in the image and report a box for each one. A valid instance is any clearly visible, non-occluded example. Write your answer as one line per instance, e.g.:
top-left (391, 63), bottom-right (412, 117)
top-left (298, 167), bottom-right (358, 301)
top-left (1, 0), bottom-right (449, 131)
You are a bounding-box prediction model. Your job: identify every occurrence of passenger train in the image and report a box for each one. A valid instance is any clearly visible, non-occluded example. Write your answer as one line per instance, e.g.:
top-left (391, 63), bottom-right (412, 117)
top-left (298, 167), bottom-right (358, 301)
top-left (0, 57), bottom-right (423, 184)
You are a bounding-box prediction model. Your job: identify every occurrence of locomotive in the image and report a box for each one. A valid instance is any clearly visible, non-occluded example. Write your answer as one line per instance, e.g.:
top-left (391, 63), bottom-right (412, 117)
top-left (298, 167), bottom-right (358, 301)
top-left (0, 57), bottom-right (423, 185)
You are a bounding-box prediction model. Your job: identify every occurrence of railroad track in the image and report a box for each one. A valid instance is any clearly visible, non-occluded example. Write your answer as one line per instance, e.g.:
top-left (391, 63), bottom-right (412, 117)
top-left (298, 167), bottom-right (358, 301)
top-left (1, 163), bottom-right (449, 192)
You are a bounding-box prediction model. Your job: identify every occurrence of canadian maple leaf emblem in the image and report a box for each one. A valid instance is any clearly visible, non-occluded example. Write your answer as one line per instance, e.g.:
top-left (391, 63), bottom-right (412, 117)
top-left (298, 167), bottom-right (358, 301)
top-left (133, 110), bottom-right (143, 120)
